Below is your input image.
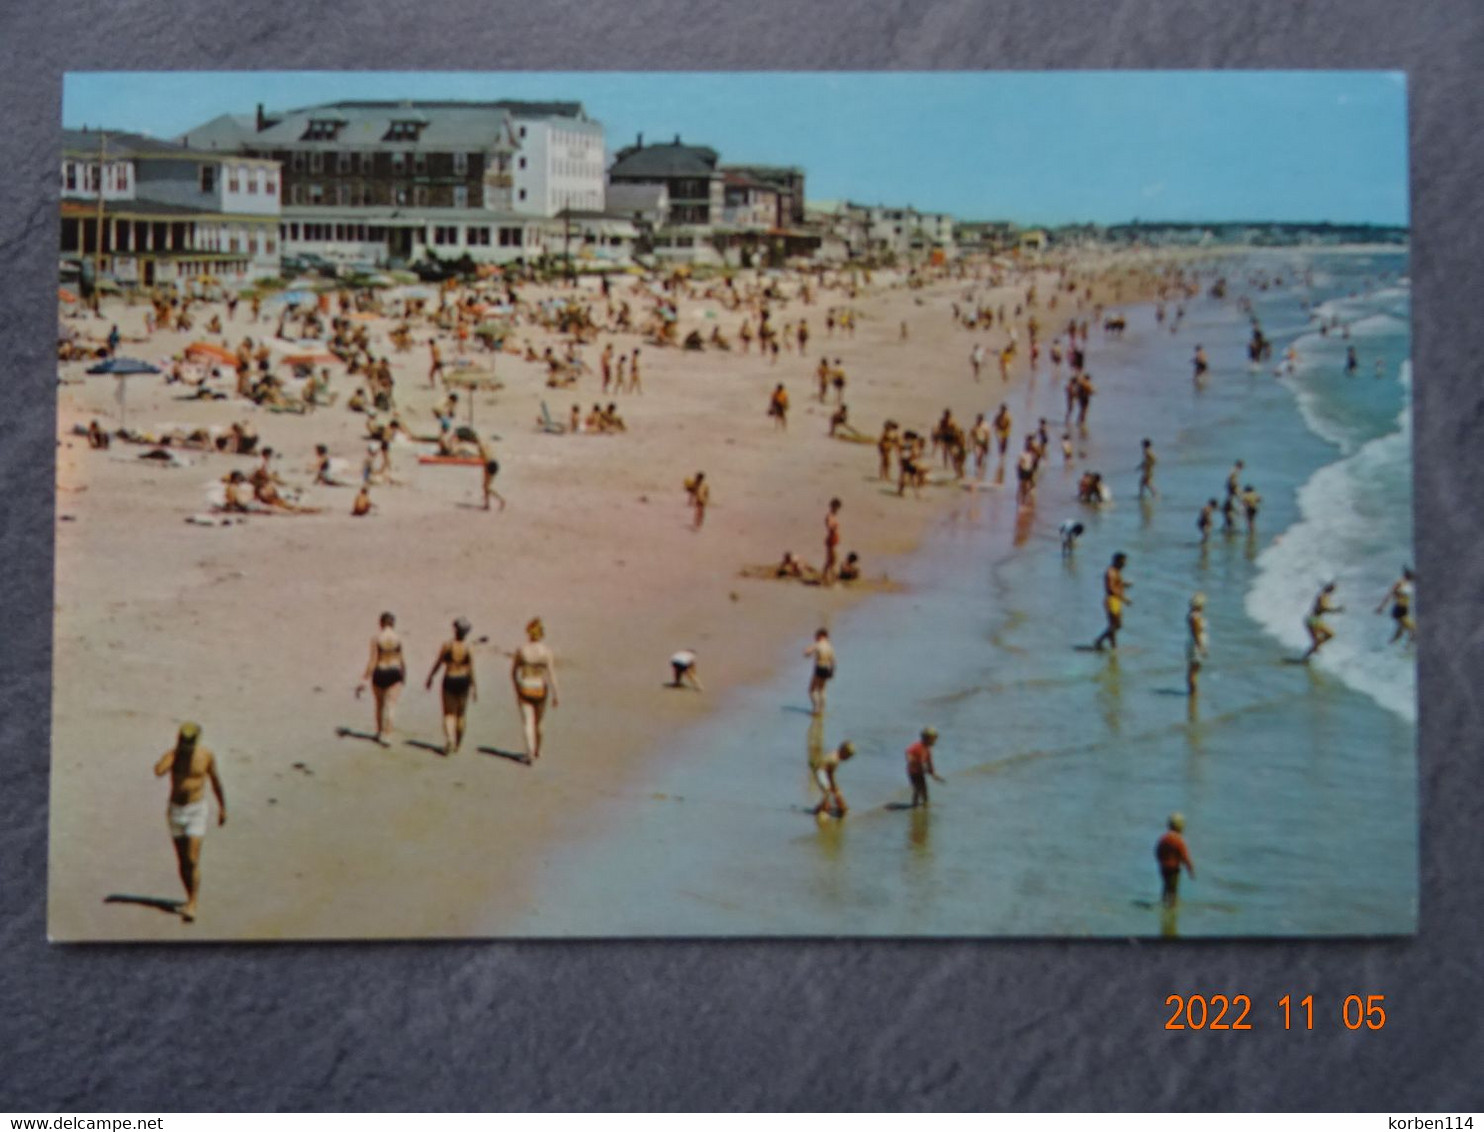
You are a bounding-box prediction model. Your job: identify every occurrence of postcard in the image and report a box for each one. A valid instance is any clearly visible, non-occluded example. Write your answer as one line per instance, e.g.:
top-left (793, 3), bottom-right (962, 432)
top-left (49, 72), bottom-right (1413, 940)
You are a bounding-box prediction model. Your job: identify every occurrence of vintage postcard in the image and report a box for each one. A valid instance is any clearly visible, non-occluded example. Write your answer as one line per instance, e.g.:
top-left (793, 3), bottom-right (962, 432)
top-left (49, 72), bottom-right (1413, 940)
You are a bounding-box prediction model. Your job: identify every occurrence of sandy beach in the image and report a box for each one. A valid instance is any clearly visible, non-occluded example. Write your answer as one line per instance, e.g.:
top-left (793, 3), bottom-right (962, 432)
top-left (49, 250), bottom-right (1191, 940)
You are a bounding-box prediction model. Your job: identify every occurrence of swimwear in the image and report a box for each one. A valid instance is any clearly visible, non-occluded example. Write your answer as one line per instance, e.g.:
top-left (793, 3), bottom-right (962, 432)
top-left (485, 459), bottom-right (500, 476)
top-left (1105, 595), bottom-right (1123, 620)
top-left (442, 673), bottom-right (472, 697)
top-left (814, 665), bottom-right (835, 681)
top-left (167, 799), bottom-right (209, 840)
top-left (516, 672), bottom-right (548, 703)
top-left (372, 666), bottom-right (405, 690)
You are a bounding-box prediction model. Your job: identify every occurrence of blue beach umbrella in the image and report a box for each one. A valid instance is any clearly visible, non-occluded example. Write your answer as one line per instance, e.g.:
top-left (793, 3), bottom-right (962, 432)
top-left (87, 357), bottom-right (161, 375)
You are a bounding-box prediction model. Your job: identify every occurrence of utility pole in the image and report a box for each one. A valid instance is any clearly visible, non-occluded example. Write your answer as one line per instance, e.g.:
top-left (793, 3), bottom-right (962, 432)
top-left (92, 131), bottom-right (107, 314)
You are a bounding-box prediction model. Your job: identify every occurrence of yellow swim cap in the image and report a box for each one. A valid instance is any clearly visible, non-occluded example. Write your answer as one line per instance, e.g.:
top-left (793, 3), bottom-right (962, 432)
top-left (178, 722), bottom-right (201, 745)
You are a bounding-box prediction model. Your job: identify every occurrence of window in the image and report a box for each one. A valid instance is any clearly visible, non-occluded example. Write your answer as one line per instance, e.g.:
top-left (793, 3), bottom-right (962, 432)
top-left (413, 187), bottom-right (428, 207)
top-left (453, 152), bottom-right (468, 175)
top-left (519, 125), bottom-right (526, 138)
top-left (337, 152), bottom-right (351, 173)
top-left (308, 183), bottom-right (324, 204)
top-left (499, 226), bottom-right (520, 247)
top-left (200, 165), bottom-right (216, 193)
top-left (355, 224), bottom-right (367, 241)
top-left (466, 226), bottom-right (490, 246)
top-left (518, 188), bottom-right (527, 201)
top-left (64, 163), bottom-right (76, 190)
top-left (309, 152), bottom-right (323, 174)
top-left (413, 153), bottom-right (428, 175)
top-left (391, 152), bottom-right (406, 173)
top-left (360, 151), bottom-right (374, 173)
top-left (385, 120), bottom-right (424, 142)
top-left (291, 152), bottom-right (306, 172)
top-left (290, 184), bottom-right (305, 205)
top-left (265, 171), bottom-right (277, 195)
top-left (394, 187), bottom-right (408, 206)
top-left (335, 224), bottom-right (346, 240)
top-left (337, 184), bottom-right (350, 206)
top-left (453, 186), bottom-right (467, 208)
top-left (518, 156), bottom-right (527, 170)
top-left (117, 165), bottom-right (129, 191)
top-left (302, 119), bottom-right (343, 142)
top-left (246, 168), bottom-right (257, 194)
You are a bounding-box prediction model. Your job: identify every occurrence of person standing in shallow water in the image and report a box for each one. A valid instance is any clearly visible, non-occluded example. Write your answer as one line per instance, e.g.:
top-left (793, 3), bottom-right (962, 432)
top-left (905, 727), bottom-right (945, 807)
top-left (803, 628), bottom-right (837, 715)
top-left (1155, 813), bottom-right (1195, 907)
top-left (822, 498), bottom-right (843, 585)
top-left (1093, 552), bottom-right (1131, 651)
top-left (1186, 593), bottom-right (1209, 696)
top-left (512, 617), bottom-right (559, 763)
top-left (1375, 566), bottom-right (1416, 645)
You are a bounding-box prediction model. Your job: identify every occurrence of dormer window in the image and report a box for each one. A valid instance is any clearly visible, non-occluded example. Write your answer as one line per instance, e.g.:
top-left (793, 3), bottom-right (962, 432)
top-left (384, 118), bottom-right (427, 142)
top-left (301, 118), bottom-right (345, 141)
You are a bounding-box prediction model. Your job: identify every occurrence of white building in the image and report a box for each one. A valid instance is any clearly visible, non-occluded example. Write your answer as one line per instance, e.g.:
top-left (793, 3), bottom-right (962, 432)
top-left (508, 107), bottom-right (606, 217)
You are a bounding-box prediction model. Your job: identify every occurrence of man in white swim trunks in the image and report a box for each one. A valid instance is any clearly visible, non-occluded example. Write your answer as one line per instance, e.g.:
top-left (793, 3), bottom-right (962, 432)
top-left (152, 722), bottom-right (227, 923)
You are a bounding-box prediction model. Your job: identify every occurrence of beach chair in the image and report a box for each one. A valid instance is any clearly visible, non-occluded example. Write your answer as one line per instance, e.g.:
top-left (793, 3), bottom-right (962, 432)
top-left (537, 401), bottom-right (566, 435)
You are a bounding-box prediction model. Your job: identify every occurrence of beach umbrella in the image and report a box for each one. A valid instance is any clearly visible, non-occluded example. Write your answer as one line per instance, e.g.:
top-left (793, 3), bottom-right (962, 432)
top-left (87, 357), bottom-right (160, 375)
top-left (87, 358), bottom-right (160, 428)
top-left (185, 341), bottom-right (237, 366)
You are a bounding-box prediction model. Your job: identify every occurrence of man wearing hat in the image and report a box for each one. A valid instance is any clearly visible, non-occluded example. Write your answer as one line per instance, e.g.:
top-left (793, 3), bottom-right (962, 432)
top-left (811, 739), bottom-right (856, 818)
top-left (152, 723), bottom-right (227, 923)
top-left (1155, 813), bottom-right (1196, 907)
top-left (905, 727), bottom-right (946, 808)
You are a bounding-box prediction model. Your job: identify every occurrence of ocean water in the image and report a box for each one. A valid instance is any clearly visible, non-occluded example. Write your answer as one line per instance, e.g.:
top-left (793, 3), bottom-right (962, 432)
top-left (502, 250), bottom-right (1416, 939)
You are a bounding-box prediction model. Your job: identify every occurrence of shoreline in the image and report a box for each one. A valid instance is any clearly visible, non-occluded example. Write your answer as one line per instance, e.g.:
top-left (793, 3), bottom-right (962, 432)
top-left (50, 248), bottom-right (1202, 941)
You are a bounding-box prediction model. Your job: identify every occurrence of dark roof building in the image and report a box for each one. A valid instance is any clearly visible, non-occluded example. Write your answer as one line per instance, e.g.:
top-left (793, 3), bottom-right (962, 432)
top-left (607, 134), bottom-right (723, 228)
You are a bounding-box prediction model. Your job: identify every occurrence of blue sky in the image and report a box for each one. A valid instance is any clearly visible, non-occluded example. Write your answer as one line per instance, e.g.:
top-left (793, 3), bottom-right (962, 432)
top-left (63, 72), bottom-right (1409, 226)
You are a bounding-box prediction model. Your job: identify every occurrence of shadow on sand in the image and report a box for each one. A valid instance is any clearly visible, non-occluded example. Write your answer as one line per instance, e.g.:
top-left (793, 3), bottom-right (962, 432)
top-left (475, 745), bottom-right (530, 765)
top-left (104, 894), bottom-right (183, 916)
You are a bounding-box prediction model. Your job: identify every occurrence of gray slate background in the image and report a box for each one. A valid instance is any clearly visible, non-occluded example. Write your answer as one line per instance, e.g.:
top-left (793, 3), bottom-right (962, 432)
top-left (2, 0), bottom-right (1482, 1111)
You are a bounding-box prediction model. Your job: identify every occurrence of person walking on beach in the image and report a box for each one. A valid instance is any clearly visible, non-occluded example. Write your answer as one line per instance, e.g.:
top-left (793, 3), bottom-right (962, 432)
top-left (804, 628), bottom-right (837, 715)
top-left (1138, 439), bottom-right (1159, 501)
top-left (1375, 567), bottom-right (1416, 645)
top-left (1155, 813), bottom-right (1195, 907)
top-left (822, 498), bottom-right (843, 584)
top-left (428, 339), bottom-right (445, 388)
top-left (477, 437), bottom-right (506, 512)
top-left (357, 612), bottom-right (406, 745)
top-left (153, 723), bottom-right (227, 923)
top-left (685, 472), bottom-right (710, 530)
top-left (905, 727), bottom-right (945, 808)
top-left (812, 740), bottom-right (856, 818)
top-left (1186, 593), bottom-right (1209, 696)
top-left (768, 383), bottom-right (790, 430)
top-left (512, 618), bottom-right (559, 764)
top-left (970, 342), bottom-right (985, 382)
top-left (425, 617), bottom-right (476, 756)
top-left (1093, 552), bottom-right (1131, 652)
top-left (1302, 582), bottom-right (1344, 662)
top-left (992, 404), bottom-right (1013, 456)
top-left (1192, 344), bottom-right (1209, 382)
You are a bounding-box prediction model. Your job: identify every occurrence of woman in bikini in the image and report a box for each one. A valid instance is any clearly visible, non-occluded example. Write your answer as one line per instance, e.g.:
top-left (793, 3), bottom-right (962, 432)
top-left (425, 617), bottom-right (476, 755)
top-left (512, 618), bottom-right (559, 764)
top-left (1375, 567), bottom-right (1416, 645)
top-left (357, 612), bottom-right (406, 745)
